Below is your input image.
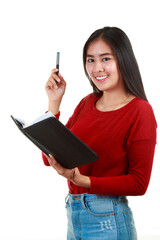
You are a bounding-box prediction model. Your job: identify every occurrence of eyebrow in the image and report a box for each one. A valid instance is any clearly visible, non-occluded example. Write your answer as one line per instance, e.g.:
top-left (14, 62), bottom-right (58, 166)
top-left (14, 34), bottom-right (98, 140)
top-left (86, 53), bottom-right (113, 57)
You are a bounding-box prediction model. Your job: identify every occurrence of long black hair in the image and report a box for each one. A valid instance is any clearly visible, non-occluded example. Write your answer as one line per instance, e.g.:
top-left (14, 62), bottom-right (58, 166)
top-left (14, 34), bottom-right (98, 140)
top-left (83, 27), bottom-right (148, 101)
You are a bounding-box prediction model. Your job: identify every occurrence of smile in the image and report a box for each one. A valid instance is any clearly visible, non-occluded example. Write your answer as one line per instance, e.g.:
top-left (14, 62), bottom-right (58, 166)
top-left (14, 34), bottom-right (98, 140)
top-left (95, 75), bottom-right (109, 82)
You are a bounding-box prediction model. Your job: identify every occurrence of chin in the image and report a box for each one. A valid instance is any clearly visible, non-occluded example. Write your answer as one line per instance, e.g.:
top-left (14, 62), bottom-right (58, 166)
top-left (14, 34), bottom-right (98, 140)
top-left (95, 85), bottom-right (110, 92)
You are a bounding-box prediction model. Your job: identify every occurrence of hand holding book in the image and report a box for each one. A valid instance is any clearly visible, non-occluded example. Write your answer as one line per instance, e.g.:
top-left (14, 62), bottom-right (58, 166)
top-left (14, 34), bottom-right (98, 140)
top-left (46, 154), bottom-right (91, 188)
top-left (11, 111), bottom-right (98, 169)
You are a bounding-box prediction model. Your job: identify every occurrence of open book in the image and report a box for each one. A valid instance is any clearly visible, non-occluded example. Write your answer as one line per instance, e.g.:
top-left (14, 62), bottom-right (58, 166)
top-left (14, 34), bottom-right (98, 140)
top-left (11, 112), bottom-right (98, 169)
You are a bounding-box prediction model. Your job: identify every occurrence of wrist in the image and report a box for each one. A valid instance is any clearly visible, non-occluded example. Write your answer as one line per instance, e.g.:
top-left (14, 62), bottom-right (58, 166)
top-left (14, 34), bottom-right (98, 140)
top-left (48, 100), bottom-right (61, 116)
top-left (72, 173), bottom-right (91, 188)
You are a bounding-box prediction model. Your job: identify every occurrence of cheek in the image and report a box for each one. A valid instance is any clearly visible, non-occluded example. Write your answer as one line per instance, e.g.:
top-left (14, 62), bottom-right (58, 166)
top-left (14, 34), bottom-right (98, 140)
top-left (106, 62), bottom-right (118, 74)
top-left (86, 64), bottom-right (92, 76)
top-left (105, 65), bottom-right (110, 71)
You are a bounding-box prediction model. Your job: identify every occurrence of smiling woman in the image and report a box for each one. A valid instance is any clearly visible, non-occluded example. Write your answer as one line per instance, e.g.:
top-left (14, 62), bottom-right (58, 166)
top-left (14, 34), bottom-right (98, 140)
top-left (43, 26), bottom-right (157, 239)
top-left (83, 27), bottom-right (148, 102)
top-left (85, 38), bottom-right (136, 111)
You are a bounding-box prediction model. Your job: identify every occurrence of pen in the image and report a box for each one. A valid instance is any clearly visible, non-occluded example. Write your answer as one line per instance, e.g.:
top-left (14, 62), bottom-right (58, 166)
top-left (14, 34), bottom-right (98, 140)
top-left (56, 52), bottom-right (60, 75)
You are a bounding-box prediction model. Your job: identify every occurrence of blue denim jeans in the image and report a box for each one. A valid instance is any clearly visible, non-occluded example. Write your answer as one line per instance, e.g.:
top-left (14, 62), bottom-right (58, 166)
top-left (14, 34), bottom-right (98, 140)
top-left (65, 193), bottom-right (137, 240)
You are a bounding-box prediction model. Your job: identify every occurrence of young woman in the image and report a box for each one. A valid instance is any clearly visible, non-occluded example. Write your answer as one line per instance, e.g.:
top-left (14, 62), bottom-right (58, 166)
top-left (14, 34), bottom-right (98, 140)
top-left (42, 27), bottom-right (157, 239)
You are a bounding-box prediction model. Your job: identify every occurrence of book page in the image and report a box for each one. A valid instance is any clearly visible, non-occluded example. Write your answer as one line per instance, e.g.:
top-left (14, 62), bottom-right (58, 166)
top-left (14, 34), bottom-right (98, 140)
top-left (16, 118), bottom-right (28, 128)
top-left (24, 111), bottom-right (54, 128)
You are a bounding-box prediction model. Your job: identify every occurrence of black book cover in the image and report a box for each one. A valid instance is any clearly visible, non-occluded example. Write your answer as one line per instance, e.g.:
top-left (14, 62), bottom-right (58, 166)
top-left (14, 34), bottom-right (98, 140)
top-left (11, 112), bottom-right (98, 169)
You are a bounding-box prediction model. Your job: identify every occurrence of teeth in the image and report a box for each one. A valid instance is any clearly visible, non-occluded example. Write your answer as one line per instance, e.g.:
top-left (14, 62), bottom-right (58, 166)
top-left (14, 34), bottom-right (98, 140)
top-left (96, 75), bottom-right (108, 80)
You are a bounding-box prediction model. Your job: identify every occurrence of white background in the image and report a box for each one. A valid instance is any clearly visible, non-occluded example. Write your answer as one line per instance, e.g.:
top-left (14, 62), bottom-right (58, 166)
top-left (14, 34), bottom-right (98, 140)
top-left (0, 0), bottom-right (160, 239)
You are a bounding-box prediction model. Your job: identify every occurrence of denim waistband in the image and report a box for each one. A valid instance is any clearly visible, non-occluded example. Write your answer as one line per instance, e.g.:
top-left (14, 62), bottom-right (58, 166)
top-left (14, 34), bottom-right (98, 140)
top-left (65, 193), bottom-right (136, 239)
top-left (65, 193), bottom-right (127, 204)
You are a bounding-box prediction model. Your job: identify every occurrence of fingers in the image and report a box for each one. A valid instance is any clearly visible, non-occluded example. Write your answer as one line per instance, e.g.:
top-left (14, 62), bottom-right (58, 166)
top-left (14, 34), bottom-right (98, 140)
top-left (46, 70), bottom-right (60, 89)
top-left (51, 68), bottom-right (59, 73)
top-left (46, 69), bottom-right (66, 90)
top-left (46, 78), bottom-right (58, 89)
top-left (47, 154), bottom-right (75, 180)
top-left (58, 73), bottom-right (66, 87)
top-left (51, 69), bottom-right (66, 86)
top-left (51, 69), bottom-right (61, 82)
top-left (48, 154), bottom-right (64, 175)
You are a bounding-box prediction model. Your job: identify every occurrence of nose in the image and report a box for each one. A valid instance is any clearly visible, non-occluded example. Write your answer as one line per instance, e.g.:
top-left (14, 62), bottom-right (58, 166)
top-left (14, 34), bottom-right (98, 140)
top-left (94, 60), bottom-right (104, 72)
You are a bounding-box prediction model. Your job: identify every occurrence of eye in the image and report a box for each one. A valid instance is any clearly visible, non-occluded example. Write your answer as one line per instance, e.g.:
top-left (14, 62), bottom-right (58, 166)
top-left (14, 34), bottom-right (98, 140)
top-left (87, 58), bottom-right (94, 63)
top-left (102, 57), bottom-right (110, 62)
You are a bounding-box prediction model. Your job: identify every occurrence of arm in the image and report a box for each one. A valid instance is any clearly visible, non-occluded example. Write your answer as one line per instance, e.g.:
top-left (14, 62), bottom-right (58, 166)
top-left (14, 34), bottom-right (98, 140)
top-left (89, 140), bottom-right (156, 195)
top-left (45, 68), bottom-right (66, 115)
top-left (88, 101), bottom-right (157, 196)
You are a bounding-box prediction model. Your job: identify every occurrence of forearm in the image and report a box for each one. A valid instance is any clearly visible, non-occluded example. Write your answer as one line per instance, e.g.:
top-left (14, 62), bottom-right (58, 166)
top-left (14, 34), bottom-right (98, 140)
top-left (89, 174), bottom-right (144, 196)
top-left (89, 141), bottom-right (156, 196)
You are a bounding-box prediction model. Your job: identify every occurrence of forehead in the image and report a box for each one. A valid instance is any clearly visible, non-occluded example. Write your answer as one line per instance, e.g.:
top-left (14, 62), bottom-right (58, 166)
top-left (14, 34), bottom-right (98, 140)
top-left (87, 38), bottom-right (113, 56)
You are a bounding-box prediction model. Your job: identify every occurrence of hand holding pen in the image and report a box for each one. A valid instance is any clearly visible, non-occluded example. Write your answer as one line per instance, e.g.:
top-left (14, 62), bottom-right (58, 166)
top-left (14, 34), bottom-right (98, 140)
top-left (45, 52), bottom-right (66, 115)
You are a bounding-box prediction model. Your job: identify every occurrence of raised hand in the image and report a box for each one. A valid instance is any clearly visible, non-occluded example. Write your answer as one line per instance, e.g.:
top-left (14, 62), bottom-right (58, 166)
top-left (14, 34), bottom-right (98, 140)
top-left (45, 69), bottom-right (66, 115)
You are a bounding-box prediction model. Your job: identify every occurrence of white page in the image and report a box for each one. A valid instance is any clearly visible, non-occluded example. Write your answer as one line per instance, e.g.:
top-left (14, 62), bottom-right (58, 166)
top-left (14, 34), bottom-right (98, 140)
top-left (27, 111), bottom-right (54, 127)
top-left (15, 111), bottom-right (55, 128)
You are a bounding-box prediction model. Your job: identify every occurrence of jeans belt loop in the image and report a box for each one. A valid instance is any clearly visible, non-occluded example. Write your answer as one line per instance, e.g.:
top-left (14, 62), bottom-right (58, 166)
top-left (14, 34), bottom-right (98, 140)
top-left (81, 194), bottom-right (87, 210)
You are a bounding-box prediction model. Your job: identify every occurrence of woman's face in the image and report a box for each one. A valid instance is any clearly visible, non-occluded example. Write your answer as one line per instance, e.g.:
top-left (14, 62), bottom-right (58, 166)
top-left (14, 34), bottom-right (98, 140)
top-left (86, 38), bottom-right (125, 93)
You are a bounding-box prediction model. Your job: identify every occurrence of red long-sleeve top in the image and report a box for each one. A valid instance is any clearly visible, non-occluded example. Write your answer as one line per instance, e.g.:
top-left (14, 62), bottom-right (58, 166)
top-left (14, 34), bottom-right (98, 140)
top-left (42, 93), bottom-right (157, 196)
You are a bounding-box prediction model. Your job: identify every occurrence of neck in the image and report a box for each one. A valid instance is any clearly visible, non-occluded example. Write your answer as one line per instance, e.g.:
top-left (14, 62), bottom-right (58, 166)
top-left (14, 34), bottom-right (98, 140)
top-left (101, 90), bottom-right (129, 106)
top-left (96, 90), bottom-right (132, 112)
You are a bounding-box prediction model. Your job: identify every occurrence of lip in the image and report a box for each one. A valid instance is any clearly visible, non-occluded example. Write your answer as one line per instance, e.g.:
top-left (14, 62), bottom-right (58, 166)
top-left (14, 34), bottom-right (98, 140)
top-left (95, 75), bottom-right (109, 82)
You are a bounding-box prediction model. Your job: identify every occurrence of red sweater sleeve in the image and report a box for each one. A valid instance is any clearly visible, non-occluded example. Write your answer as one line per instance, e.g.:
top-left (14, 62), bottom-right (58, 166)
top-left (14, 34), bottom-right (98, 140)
top-left (42, 111), bottom-right (60, 166)
top-left (89, 102), bottom-right (157, 196)
top-left (89, 140), bottom-right (156, 195)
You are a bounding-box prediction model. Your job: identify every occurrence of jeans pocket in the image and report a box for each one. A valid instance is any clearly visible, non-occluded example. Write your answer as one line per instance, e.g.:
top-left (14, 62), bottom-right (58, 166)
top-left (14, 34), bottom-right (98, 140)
top-left (123, 211), bottom-right (137, 239)
top-left (85, 198), bottom-right (115, 217)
